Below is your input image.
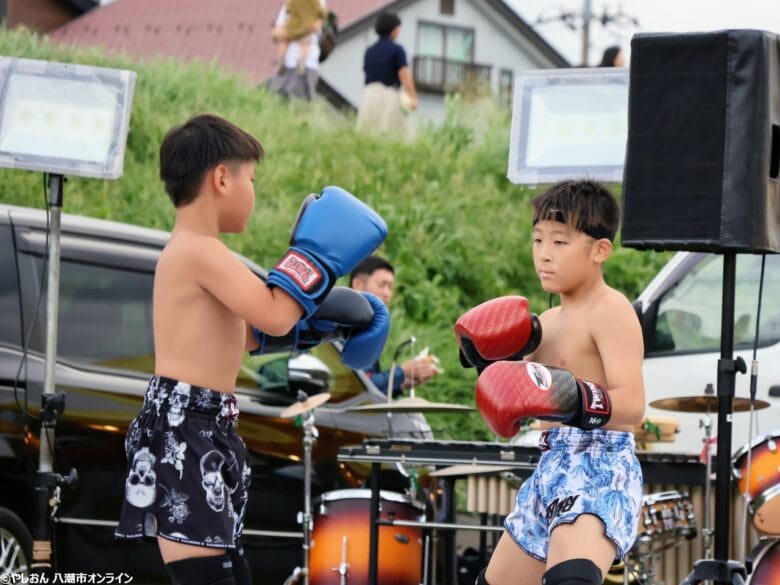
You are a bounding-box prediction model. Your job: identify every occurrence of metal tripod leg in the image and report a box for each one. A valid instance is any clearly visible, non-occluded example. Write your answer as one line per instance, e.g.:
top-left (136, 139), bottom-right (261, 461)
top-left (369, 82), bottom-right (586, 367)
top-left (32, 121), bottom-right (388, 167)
top-left (284, 401), bottom-right (321, 585)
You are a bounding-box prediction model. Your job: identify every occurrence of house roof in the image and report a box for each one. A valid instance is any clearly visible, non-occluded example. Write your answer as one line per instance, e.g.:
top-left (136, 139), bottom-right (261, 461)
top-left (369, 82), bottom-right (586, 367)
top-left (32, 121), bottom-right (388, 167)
top-left (49, 0), bottom-right (390, 84)
top-left (49, 0), bottom-right (568, 84)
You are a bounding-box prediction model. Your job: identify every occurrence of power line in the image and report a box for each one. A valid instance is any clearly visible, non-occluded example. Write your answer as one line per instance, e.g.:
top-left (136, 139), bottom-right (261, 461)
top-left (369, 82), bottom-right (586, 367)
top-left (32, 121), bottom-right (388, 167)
top-left (535, 1), bottom-right (639, 65)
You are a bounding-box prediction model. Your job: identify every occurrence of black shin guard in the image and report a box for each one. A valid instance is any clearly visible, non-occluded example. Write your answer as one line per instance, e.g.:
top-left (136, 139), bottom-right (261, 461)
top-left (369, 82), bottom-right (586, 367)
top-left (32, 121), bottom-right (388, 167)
top-left (475, 568), bottom-right (491, 585)
top-left (165, 554), bottom-right (235, 585)
top-left (230, 547), bottom-right (252, 585)
top-left (543, 559), bottom-right (603, 585)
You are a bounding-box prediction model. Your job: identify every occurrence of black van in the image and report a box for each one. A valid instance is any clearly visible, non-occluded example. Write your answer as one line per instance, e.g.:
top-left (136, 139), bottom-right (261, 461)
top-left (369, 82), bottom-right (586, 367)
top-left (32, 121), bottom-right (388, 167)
top-left (0, 204), bottom-right (430, 582)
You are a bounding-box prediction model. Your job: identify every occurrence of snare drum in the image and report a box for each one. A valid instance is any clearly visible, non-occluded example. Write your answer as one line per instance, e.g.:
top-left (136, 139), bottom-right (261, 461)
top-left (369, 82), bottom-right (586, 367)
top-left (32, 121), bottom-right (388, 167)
top-left (747, 538), bottom-right (780, 585)
top-left (637, 490), bottom-right (697, 545)
top-left (309, 489), bottom-right (425, 585)
top-left (732, 432), bottom-right (780, 535)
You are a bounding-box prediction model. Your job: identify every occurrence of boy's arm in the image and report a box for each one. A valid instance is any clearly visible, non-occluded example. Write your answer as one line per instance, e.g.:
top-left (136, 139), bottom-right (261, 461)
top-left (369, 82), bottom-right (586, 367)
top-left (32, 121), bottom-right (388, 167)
top-left (591, 294), bottom-right (646, 426)
top-left (189, 236), bottom-right (304, 337)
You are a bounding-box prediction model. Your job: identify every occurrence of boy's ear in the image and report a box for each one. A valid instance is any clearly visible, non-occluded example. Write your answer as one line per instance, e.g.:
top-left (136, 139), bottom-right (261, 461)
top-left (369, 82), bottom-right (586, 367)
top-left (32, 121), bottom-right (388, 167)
top-left (211, 164), bottom-right (229, 195)
top-left (593, 238), bottom-right (613, 263)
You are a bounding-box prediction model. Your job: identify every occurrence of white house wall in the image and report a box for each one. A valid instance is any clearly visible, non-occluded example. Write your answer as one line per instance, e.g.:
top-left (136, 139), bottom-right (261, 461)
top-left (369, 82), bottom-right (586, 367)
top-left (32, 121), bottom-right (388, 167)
top-left (319, 0), bottom-right (563, 122)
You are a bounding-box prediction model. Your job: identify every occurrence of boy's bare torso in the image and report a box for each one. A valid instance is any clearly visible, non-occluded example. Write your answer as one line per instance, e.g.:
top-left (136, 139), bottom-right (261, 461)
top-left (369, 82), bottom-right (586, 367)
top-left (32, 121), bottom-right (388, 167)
top-left (529, 285), bottom-right (636, 433)
top-left (153, 232), bottom-right (246, 393)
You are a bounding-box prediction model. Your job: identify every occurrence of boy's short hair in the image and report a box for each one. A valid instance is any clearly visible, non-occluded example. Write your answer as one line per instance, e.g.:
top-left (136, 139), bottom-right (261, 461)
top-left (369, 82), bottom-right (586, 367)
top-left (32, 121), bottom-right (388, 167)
top-left (159, 114), bottom-right (264, 208)
top-left (350, 255), bottom-right (394, 283)
top-left (532, 180), bottom-right (619, 241)
top-left (375, 12), bottom-right (401, 37)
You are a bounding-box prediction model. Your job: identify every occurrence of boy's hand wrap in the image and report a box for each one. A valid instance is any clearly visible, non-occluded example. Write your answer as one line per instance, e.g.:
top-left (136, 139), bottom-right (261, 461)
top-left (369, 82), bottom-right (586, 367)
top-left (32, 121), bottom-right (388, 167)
top-left (268, 186), bottom-right (387, 317)
top-left (455, 296), bottom-right (542, 373)
top-left (251, 288), bottom-right (390, 370)
top-left (475, 361), bottom-right (611, 437)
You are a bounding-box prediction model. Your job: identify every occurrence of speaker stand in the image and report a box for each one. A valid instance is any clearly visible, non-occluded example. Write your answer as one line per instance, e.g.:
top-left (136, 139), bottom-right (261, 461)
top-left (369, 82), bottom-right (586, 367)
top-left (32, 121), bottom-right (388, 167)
top-left (682, 252), bottom-right (748, 585)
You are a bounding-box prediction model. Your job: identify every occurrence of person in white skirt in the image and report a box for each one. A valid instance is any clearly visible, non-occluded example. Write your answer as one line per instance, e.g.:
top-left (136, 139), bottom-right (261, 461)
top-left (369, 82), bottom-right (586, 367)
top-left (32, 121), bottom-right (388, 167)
top-left (356, 12), bottom-right (418, 141)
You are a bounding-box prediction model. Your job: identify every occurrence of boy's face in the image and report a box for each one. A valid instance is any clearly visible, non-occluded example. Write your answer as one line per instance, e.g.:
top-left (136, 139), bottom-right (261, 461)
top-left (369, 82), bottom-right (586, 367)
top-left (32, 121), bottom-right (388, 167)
top-left (218, 161), bottom-right (256, 233)
top-left (532, 220), bottom-right (607, 294)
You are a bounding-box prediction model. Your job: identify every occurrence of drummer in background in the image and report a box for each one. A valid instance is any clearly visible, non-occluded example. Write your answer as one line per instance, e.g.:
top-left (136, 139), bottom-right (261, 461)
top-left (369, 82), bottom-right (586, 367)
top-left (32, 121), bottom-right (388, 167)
top-left (350, 255), bottom-right (440, 396)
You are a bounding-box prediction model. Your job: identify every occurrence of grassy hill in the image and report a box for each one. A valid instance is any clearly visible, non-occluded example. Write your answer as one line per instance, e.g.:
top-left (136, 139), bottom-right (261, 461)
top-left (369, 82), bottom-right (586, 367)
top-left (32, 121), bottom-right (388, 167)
top-left (0, 27), bottom-right (671, 440)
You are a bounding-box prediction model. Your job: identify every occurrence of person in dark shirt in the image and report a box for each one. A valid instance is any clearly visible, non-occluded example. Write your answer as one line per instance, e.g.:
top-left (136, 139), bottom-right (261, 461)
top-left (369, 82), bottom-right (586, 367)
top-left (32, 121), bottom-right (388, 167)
top-left (350, 256), bottom-right (438, 396)
top-left (356, 12), bottom-right (418, 140)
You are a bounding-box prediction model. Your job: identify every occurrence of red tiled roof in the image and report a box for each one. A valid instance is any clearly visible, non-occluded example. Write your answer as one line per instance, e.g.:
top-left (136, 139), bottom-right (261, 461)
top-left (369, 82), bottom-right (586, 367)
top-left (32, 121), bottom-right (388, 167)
top-left (49, 0), bottom-right (391, 84)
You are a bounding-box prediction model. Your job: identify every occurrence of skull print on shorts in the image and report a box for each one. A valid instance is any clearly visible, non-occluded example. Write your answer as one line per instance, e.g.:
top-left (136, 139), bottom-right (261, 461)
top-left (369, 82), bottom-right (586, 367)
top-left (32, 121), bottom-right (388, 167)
top-left (116, 376), bottom-right (251, 549)
top-left (167, 382), bottom-right (191, 427)
top-left (200, 450), bottom-right (227, 512)
top-left (126, 447), bottom-right (157, 508)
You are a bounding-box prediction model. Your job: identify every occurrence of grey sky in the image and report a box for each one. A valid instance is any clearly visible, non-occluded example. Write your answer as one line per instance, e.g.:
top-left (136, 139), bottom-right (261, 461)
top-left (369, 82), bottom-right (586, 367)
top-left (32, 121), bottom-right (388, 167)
top-left (507, 0), bottom-right (780, 66)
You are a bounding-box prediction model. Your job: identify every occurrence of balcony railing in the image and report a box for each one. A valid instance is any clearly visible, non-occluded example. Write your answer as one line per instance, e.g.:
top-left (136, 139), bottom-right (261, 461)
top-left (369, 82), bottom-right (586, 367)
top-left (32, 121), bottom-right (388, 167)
top-left (413, 56), bottom-right (492, 94)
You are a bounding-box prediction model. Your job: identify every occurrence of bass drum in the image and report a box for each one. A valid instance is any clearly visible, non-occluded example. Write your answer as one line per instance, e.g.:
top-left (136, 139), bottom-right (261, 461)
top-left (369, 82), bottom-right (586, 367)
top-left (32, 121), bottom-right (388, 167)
top-left (732, 431), bottom-right (780, 536)
top-left (309, 489), bottom-right (425, 585)
top-left (747, 538), bottom-right (780, 585)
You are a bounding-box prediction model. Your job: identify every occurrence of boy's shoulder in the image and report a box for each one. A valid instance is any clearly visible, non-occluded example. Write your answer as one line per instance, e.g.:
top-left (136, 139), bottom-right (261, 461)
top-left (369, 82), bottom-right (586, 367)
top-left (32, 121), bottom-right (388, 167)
top-left (159, 231), bottom-right (232, 273)
top-left (588, 286), bottom-right (640, 338)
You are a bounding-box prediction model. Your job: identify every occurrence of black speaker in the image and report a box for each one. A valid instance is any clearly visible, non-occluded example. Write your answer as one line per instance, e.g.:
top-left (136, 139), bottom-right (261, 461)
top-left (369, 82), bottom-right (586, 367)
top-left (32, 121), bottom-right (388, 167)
top-left (622, 29), bottom-right (780, 253)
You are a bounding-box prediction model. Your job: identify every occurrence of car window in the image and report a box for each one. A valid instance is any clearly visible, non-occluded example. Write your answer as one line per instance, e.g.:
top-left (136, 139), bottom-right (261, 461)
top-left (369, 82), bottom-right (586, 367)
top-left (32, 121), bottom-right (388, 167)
top-left (18, 252), bottom-right (155, 373)
top-left (0, 225), bottom-right (22, 347)
top-left (649, 254), bottom-right (780, 354)
top-left (237, 343), bottom-right (367, 405)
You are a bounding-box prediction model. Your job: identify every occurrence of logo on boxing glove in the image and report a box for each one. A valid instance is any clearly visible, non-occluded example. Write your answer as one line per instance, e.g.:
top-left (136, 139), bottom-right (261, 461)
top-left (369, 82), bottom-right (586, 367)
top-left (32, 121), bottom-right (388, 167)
top-left (274, 251), bottom-right (323, 291)
top-left (527, 363), bottom-right (552, 391)
top-left (582, 380), bottom-right (610, 417)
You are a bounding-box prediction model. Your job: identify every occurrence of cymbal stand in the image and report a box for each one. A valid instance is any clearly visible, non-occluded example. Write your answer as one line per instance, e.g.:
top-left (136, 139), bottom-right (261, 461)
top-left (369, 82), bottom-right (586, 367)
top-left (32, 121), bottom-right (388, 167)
top-left (284, 393), bottom-right (320, 585)
top-left (682, 252), bottom-right (748, 585)
top-left (699, 410), bottom-right (714, 559)
top-left (384, 336), bottom-right (416, 437)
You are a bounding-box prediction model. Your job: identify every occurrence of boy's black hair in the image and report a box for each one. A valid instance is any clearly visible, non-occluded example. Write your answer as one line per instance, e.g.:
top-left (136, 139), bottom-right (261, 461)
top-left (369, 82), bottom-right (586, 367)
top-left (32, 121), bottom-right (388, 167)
top-left (532, 180), bottom-right (619, 241)
top-left (350, 255), bottom-right (395, 284)
top-left (159, 114), bottom-right (264, 208)
top-left (375, 12), bottom-right (401, 37)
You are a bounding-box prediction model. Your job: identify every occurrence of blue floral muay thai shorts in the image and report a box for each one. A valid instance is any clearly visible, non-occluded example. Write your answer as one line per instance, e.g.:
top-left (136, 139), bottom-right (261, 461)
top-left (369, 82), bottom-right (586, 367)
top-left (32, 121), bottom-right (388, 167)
top-left (114, 376), bottom-right (252, 549)
top-left (505, 426), bottom-right (643, 562)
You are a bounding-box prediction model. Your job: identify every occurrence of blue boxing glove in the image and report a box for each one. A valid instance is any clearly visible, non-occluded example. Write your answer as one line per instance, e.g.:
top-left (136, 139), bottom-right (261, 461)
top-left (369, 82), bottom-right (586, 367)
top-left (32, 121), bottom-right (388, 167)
top-left (251, 288), bottom-right (390, 370)
top-left (267, 186), bottom-right (387, 317)
top-left (338, 292), bottom-right (390, 370)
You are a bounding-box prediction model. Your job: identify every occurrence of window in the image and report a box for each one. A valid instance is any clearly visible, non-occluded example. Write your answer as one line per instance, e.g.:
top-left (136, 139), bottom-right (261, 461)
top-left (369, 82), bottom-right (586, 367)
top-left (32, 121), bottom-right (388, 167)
top-left (18, 253), bottom-right (155, 373)
top-left (439, 0), bottom-right (454, 15)
top-left (649, 254), bottom-right (780, 354)
top-left (0, 225), bottom-right (21, 347)
top-left (418, 22), bottom-right (474, 63)
top-left (415, 22), bottom-right (488, 93)
top-left (499, 68), bottom-right (513, 107)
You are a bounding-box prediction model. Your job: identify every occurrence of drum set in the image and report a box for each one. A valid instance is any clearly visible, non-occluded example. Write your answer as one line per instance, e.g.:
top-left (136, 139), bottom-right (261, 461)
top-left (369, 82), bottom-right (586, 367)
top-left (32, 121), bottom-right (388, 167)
top-left (280, 389), bottom-right (473, 585)
top-left (608, 392), bottom-right (778, 585)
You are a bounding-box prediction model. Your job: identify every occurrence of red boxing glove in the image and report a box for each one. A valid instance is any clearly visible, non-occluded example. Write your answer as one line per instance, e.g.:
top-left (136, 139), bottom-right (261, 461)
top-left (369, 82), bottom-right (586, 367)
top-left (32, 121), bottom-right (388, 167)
top-left (454, 296), bottom-right (542, 373)
top-left (475, 361), bottom-right (611, 437)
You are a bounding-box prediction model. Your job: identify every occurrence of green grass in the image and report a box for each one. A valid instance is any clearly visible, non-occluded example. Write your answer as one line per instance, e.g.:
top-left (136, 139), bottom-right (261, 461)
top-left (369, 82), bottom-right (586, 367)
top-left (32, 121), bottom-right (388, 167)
top-left (0, 27), bottom-right (671, 440)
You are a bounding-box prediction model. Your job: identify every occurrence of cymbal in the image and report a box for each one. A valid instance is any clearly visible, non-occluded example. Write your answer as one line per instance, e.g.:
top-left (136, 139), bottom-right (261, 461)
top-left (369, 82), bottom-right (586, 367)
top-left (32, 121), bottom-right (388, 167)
top-left (347, 397), bottom-right (474, 413)
top-left (430, 464), bottom-right (515, 477)
top-left (650, 395), bottom-right (770, 413)
top-left (280, 392), bottom-right (331, 418)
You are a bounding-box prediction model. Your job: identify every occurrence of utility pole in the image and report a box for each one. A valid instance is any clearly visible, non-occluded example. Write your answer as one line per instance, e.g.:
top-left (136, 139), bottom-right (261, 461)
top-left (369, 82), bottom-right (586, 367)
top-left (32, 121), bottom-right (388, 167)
top-left (581, 0), bottom-right (592, 67)
top-left (535, 0), bottom-right (639, 66)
